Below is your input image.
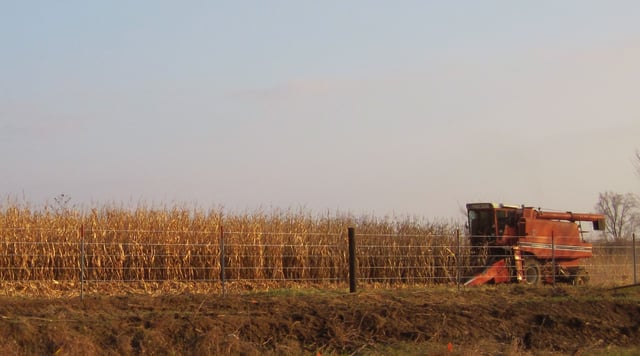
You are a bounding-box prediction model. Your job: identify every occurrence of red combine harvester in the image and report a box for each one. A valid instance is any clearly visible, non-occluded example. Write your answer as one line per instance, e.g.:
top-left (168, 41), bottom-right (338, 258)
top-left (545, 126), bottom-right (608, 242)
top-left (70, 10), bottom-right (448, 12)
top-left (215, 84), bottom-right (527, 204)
top-left (464, 203), bottom-right (605, 286)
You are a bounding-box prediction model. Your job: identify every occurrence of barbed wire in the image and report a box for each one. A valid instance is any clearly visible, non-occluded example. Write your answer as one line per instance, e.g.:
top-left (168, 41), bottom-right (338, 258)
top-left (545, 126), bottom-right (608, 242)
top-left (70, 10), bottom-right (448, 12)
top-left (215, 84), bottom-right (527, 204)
top-left (0, 227), bottom-right (635, 292)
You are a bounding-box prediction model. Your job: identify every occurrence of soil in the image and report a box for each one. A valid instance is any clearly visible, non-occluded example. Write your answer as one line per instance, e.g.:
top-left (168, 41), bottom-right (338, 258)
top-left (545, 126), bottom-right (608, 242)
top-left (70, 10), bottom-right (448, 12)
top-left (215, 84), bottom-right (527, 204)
top-left (0, 285), bottom-right (638, 355)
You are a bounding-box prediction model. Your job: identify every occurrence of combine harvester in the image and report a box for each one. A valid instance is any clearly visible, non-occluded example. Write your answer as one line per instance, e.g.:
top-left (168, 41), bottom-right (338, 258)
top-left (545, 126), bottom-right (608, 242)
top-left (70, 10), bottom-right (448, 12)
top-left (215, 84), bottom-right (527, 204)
top-left (464, 203), bottom-right (605, 286)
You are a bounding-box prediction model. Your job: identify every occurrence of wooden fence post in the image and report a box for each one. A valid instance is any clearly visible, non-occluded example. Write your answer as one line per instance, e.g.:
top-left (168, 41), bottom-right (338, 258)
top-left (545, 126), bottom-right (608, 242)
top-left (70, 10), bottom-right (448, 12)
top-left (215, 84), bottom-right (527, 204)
top-left (348, 227), bottom-right (356, 293)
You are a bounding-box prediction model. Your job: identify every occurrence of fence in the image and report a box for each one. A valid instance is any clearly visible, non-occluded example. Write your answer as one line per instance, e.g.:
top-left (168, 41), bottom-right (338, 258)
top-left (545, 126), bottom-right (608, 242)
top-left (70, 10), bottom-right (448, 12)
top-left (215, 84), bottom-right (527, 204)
top-left (0, 226), bottom-right (636, 297)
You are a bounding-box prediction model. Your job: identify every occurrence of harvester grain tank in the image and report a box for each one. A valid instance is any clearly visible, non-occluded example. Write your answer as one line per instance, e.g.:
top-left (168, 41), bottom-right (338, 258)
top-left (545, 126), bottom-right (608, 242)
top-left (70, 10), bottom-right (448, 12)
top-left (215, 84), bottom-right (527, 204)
top-left (464, 203), bottom-right (605, 286)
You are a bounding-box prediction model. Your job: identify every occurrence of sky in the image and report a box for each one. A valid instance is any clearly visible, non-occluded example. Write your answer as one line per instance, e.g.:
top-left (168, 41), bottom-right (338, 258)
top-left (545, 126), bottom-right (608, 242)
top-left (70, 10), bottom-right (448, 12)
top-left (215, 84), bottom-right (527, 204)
top-left (1, 1), bottom-right (639, 220)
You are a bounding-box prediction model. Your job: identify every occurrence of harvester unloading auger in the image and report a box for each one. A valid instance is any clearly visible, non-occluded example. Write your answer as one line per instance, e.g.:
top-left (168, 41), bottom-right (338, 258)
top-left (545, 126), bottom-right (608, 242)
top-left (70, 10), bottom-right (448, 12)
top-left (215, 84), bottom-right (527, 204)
top-left (464, 203), bottom-right (605, 286)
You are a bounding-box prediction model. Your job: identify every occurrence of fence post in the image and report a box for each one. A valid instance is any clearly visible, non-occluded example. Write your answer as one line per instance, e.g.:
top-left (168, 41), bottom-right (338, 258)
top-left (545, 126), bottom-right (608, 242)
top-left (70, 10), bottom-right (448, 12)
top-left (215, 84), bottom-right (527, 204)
top-left (80, 224), bottom-right (85, 301)
top-left (456, 229), bottom-right (461, 291)
top-left (551, 231), bottom-right (556, 287)
top-left (220, 223), bottom-right (226, 296)
top-left (348, 227), bottom-right (356, 293)
top-left (633, 233), bottom-right (637, 285)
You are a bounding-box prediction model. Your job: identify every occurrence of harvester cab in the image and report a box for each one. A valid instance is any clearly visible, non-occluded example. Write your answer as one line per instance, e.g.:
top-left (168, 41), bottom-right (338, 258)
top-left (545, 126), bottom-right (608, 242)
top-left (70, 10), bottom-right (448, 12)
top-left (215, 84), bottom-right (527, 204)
top-left (464, 203), bottom-right (605, 286)
top-left (467, 203), bottom-right (519, 246)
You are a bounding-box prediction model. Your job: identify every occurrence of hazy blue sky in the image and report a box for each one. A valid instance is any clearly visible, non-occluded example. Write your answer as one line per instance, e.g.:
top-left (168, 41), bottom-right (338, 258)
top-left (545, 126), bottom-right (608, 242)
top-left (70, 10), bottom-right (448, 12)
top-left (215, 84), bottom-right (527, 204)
top-left (2, 1), bottom-right (639, 219)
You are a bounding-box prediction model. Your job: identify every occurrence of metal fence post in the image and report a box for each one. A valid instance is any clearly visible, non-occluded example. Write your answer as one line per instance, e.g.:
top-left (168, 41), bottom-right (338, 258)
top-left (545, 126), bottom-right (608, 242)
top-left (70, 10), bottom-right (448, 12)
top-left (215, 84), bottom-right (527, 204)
top-left (220, 223), bottom-right (226, 296)
top-left (80, 224), bottom-right (85, 301)
top-left (456, 229), bottom-right (461, 291)
top-left (633, 233), bottom-right (637, 285)
top-left (348, 227), bottom-right (356, 293)
top-left (551, 231), bottom-right (556, 287)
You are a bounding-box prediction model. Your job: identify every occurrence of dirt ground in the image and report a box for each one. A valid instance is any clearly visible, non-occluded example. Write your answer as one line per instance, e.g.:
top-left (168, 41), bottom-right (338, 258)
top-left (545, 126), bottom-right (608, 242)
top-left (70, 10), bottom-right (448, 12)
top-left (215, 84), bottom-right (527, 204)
top-left (0, 284), bottom-right (638, 355)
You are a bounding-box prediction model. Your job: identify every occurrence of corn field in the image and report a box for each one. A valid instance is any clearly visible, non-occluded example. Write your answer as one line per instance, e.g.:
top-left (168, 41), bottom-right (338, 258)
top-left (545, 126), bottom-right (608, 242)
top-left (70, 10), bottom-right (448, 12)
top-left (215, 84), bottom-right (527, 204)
top-left (0, 202), bottom-right (458, 283)
top-left (0, 201), bottom-right (636, 296)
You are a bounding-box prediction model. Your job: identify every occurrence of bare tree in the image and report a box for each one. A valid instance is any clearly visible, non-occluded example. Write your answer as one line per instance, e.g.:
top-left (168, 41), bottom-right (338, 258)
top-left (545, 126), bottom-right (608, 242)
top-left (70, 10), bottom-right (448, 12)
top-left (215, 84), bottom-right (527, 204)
top-left (595, 191), bottom-right (639, 241)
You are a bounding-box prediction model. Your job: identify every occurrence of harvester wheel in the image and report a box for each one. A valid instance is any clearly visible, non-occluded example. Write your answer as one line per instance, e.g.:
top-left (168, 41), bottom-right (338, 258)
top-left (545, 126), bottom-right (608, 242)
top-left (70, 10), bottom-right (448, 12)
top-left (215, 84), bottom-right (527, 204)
top-left (572, 268), bottom-right (589, 286)
top-left (523, 259), bottom-right (541, 285)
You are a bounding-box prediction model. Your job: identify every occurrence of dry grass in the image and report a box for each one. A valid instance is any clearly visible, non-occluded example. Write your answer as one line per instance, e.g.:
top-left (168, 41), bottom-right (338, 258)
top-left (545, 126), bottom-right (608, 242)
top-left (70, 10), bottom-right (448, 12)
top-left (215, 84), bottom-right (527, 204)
top-left (587, 242), bottom-right (639, 286)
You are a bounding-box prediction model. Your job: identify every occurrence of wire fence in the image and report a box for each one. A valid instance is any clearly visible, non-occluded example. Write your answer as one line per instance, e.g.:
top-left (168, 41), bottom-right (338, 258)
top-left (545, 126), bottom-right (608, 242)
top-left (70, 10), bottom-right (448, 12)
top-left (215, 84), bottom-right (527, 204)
top-left (0, 226), bottom-right (636, 297)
